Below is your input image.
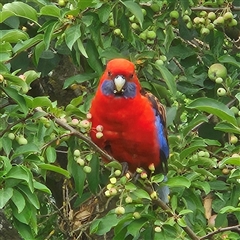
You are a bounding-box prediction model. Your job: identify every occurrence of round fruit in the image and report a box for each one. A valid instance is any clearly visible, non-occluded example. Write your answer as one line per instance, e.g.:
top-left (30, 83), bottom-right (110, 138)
top-left (18, 137), bottom-right (28, 145)
top-left (76, 158), bottom-right (85, 166)
top-left (223, 12), bottom-right (233, 21)
top-left (96, 132), bottom-right (103, 139)
top-left (125, 196), bottom-right (133, 203)
top-left (217, 87), bottom-right (227, 96)
top-left (193, 17), bottom-right (201, 25)
top-left (230, 106), bottom-right (239, 115)
top-left (230, 135), bottom-right (238, 144)
top-left (8, 133), bottom-right (15, 140)
top-left (139, 32), bottom-right (147, 40)
top-left (214, 16), bottom-right (224, 25)
top-left (155, 59), bottom-right (164, 66)
top-left (170, 10), bottom-right (179, 19)
top-left (71, 118), bottom-right (79, 125)
top-left (133, 212), bottom-right (141, 219)
top-left (83, 166), bottom-right (92, 173)
top-left (115, 206), bottom-right (125, 215)
top-left (228, 19), bottom-right (237, 27)
top-left (150, 3), bottom-right (160, 12)
top-left (215, 77), bottom-right (223, 84)
top-left (200, 27), bottom-right (210, 35)
top-left (150, 191), bottom-right (157, 199)
top-left (114, 170), bottom-right (121, 176)
top-left (146, 30), bottom-right (157, 39)
top-left (208, 63), bottom-right (227, 81)
top-left (183, 15), bottom-right (191, 22)
top-left (208, 12), bottom-right (216, 21)
top-left (58, 0), bottom-right (66, 7)
top-left (155, 226), bottom-right (162, 232)
top-left (222, 168), bottom-right (230, 175)
top-left (142, 9), bottom-right (147, 16)
top-left (131, 23), bottom-right (139, 30)
top-left (74, 149), bottom-right (81, 157)
top-left (114, 28), bottom-right (121, 36)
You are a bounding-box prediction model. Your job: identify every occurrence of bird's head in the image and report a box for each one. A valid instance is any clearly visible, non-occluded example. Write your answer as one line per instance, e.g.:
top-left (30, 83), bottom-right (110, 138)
top-left (100, 58), bottom-right (140, 98)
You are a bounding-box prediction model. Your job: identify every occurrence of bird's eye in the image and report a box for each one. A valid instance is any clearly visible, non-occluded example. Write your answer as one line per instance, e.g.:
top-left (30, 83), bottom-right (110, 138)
top-left (129, 74), bottom-right (134, 78)
top-left (108, 71), bottom-right (112, 77)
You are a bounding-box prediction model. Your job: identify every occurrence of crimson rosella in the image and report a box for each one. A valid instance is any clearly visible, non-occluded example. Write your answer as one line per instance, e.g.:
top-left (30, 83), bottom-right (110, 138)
top-left (89, 58), bottom-right (169, 203)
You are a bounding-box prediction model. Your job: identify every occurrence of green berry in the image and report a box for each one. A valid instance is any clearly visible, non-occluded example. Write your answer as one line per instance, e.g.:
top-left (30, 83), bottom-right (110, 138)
top-left (74, 149), bottom-right (81, 157)
top-left (114, 28), bottom-right (121, 36)
top-left (146, 30), bottom-right (157, 39)
top-left (8, 133), bottom-right (15, 140)
top-left (230, 135), bottom-right (238, 144)
top-left (115, 206), bottom-right (125, 215)
top-left (217, 87), bottom-right (226, 96)
top-left (133, 212), bottom-right (141, 219)
top-left (208, 12), bottom-right (216, 21)
top-left (18, 137), bottom-right (28, 145)
top-left (83, 166), bottom-right (92, 173)
top-left (170, 10), bottom-right (179, 19)
top-left (125, 196), bottom-right (133, 203)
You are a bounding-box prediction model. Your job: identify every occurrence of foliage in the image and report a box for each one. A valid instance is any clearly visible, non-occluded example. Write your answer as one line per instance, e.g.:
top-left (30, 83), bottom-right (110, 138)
top-left (0, 0), bottom-right (240, 239)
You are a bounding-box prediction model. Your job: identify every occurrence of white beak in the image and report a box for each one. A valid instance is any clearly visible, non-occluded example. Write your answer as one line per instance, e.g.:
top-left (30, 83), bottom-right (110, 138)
top-left (114, 75), bottom-right (126, 92)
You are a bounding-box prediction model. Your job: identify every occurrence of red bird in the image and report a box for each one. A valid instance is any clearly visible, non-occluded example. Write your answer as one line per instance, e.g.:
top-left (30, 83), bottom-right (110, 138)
top-left (89, 58), bottom-right (169, 202)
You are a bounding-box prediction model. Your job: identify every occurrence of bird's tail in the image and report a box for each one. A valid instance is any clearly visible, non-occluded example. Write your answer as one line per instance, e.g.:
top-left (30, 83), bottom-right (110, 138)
top-left (155, 175), bottom-right (169, 204)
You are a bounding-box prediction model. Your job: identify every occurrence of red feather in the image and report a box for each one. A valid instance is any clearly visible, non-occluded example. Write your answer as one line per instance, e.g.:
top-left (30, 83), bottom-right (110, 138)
top-left (89, 59), bottom-right (164, 172)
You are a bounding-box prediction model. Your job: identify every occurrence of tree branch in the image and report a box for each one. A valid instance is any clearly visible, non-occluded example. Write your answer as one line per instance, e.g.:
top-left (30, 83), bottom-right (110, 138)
top-left (191, 6), bottom-right (240, 12)
top-left (199, 224), bottom-right (240, 240)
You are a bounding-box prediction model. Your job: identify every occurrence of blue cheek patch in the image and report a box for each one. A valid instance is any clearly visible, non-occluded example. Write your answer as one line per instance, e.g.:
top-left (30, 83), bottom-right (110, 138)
top-left (124, 82), bottom-right (137, 98)
top-left (101, 80), bottom-right (114, 96)
top-left (101, 80), bottom-right (137, 99)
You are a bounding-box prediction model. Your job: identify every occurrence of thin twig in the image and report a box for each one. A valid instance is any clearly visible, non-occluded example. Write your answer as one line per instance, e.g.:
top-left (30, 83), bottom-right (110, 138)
top-left (199, 224), bottom-right (240, 240)
top-left (191, 6), bottom-right (240, 12)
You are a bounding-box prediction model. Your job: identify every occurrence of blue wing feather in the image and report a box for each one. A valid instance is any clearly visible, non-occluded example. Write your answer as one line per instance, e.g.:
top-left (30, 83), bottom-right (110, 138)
top-left (141, 89), bottom-right (170, 203)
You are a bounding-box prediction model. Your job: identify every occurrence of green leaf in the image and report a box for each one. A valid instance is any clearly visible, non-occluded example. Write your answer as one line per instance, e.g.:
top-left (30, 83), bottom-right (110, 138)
top-left (6, 166), bottom-right (34, 192)
top-left (98, 3), bottom-right (111, 23)
top-left (76, 38), bottom-right (88, 58)
top-left (154, 64), bottom-right (177, 97)
top-left (0, 187), bottom-right (13, 208)
top-left (13, 34), bottom-right (43, 54)
top-left (0, 10), bottom-right (14, 23)
top-left (191, 181), bottom-right (210, 194)
top-left (40, 5), bottom-right (61, 18)
top-left (11, 189), bottom-right (26, 213)
top-left (43, 20), bottom-right (58, 50)
top-left (166, 176), bottom-right (191, 188)
top-left (177, 217), bottom-right (187, 227)
top-left (2, 87), bottom-right (28, 115)
top-left (0, 30), bottom-right (28, 43)
top-left (1, 136), bottom-right (12, 157)
top-left (65, 24), bottom-right (82, 50)
top-left (178, 209), bottom-right (193, 215)
top-left (133, 189), bottom-right (151, 200)
top-left (63, 72), bottom-right (97, 89)
top-left (121, 1), bottom-right (143, 27)
top-left (170, 195), bottom-right (178, 213)
top-left (31, 96), bottom-right (52, 108)
top-left (24, 70), bottom-right (41, 85)
top-left (214, 122), bottom-right (240, 134)
top-left (2, 2), bottom-right (38, 23)
top-left (219, 157), bottom-right (240, 167)
top-left (219, 206), bottom-right (240, 214)
top-left (17, 185), bottom-right (40, 209)
top-left (86, 39), bottom-right (103, 76)
top-left (33, 181), bottom-right (51, 194)
top-left (87, 155), bottom-right (100, 194)
top-left (187, 97), bottom-right (237, 125)
top-left (218, 55), bottom-right (240, 68)
top-left (12, 143), bottom-right (40, 158)
top-left (38, 163), bottom-right (70, 178)
top-left (0, 156), bottom-right (12, 178)
top-left (164, 25), bottom-right (175, 52)
top-left (46, 146), bottom-right (57, 163)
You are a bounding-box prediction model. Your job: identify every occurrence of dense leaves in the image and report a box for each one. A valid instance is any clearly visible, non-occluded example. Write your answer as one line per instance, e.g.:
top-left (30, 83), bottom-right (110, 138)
top-left (0, 0), bottom-right (240, 239)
